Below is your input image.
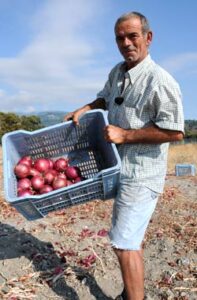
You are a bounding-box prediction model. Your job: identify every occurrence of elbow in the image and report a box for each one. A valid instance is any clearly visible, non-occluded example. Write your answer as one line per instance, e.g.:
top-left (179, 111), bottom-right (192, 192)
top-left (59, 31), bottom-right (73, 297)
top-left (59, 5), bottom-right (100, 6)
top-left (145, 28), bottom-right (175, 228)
top-left (175, 132), bottom-right (184, 141)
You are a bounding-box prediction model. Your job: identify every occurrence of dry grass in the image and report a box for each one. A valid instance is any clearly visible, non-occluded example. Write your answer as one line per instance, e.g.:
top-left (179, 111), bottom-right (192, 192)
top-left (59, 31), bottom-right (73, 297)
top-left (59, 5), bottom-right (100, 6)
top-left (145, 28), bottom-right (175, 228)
top-left (167, 143), bottom-right (197, 174)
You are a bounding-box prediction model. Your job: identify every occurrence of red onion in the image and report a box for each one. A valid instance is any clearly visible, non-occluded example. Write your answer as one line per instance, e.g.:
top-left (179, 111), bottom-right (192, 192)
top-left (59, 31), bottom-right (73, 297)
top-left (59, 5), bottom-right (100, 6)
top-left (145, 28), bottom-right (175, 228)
top-left (65, 166), bottom-right (81, 180)
top-left (17, 178), bottom-right (32, 191)
top-left (44, 169), bottom-right (57, 184)
top-left (74, 176), bottom-right (82, 183)
top-left (39, 185), bottom-right (53, 194)
top-left (52, 177), bottom-right (67, 190)
top-left (14, 163), bottom-right (30, 178)
top-left (29, 168), bottom-right (42, 177)
top-left (34, 158), bottom-right (50, 173)
top-left (47, 158), bottom-right (54, 169)
top-left (66, 180), bottom-right (73, 186)
top-left (18, 156), bottom-right (33, 167)
top-left (31, 175), bottom-right (45, 190)
top-left (18, 189), bottom-right (33, 197)
top-left (54, 158), bottom-right (68, 172)
top-left (56, 172), bottom-right (67, 179)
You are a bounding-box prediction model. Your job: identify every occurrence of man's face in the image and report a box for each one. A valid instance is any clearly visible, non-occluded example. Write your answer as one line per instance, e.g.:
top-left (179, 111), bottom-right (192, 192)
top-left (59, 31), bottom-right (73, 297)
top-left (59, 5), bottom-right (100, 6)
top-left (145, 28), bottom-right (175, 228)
top-left (115, 17), bottom-right (152, 69)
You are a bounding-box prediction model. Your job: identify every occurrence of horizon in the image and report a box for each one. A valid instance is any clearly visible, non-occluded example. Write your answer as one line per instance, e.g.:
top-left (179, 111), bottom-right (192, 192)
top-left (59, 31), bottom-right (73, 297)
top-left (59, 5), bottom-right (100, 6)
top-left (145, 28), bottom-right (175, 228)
top-left (2, 110), bottom-right (196, 121)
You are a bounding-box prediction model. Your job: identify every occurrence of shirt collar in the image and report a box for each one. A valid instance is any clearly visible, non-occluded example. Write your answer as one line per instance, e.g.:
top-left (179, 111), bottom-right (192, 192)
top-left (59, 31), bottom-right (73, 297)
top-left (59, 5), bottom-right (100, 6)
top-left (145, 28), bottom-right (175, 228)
top-left (121, 54), bottom-right (152, 85)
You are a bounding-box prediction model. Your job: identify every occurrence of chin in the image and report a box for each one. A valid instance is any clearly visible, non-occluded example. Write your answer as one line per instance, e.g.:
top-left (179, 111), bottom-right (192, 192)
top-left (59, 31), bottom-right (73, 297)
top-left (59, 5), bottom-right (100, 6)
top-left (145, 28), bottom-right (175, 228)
top-left (126, 59), bottom-right (138, 69)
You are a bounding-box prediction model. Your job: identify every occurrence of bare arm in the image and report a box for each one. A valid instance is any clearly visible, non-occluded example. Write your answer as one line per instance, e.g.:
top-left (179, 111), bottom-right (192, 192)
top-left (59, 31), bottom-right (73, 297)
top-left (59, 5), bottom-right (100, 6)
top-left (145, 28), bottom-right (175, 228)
top-left (104, 124), bottom-right (184, 144)
top-left (64, 98), bottom-right (106, 125)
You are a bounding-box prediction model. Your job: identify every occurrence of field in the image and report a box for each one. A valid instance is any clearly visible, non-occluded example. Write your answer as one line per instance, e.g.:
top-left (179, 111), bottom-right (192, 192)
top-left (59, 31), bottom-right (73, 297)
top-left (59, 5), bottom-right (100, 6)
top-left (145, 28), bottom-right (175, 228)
top-left (167, 144), bottom-right (197, 174)
top-left (0, 144), bottom-right (196, 300)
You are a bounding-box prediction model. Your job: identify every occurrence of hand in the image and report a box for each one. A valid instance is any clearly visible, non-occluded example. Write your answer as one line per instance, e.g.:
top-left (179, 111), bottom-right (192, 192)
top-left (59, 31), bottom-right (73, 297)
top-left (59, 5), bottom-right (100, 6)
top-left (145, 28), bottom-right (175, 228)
top-left (64, 108), bottom-right (86, 125)
top-left (104, 125), bottom-right (126, 144)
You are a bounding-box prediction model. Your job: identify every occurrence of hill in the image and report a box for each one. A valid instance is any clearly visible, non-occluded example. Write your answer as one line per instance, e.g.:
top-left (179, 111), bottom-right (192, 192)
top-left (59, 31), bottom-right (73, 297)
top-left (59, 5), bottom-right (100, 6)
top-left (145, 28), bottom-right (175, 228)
top-left (31, 111), bottom-right (68, 127)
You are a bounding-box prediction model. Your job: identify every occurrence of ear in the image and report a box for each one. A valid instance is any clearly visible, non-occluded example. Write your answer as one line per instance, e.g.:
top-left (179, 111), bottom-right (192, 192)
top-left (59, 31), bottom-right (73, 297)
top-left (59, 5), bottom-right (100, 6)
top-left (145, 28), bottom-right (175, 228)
top-left (146, 31), bottom-right (153, 46)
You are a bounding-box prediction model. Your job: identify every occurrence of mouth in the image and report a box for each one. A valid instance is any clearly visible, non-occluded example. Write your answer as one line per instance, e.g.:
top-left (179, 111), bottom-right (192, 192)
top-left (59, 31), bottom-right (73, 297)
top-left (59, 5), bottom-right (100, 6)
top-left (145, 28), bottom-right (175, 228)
top-left (127, 48), bottom-right (135, 52)
top-left (123, 48), bottom-right (136, 55)
top-left (123, 50), bottom-right (136, 58)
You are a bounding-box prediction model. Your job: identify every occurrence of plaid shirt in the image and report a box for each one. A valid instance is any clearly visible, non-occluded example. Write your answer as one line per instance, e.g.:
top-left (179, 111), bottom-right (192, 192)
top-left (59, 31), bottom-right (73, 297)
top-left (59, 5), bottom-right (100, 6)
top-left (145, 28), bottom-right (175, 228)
top-left (97, 55), bottom-right (184, 193)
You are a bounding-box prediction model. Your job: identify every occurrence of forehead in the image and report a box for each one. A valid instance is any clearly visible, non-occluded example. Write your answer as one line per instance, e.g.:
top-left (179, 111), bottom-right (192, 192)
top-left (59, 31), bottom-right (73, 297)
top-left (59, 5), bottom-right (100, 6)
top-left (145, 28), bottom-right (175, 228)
top-left (115, 17), bottom-right (142, 35)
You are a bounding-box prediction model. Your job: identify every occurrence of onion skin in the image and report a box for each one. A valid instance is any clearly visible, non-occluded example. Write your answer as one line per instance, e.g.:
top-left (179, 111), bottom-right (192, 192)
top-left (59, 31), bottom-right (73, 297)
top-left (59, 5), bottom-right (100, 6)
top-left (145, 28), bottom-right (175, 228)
top-left (54, 158), bottom-right (68, 172)
top-left (29, 168), bottom-right (42, 177)
top-left (17, 178), bottom-right (32, 190)
top-left (14, 163), bottom-right (30, 179)
top-left (34, 158), bottom-right (50, 173)
top-left (52, 177), bottom-right (67, 190)
top-left (39, 185), bottom-right (53, 194)
top-left (47, 159), bottom-right (54, 169)
top-left (18, 156), bottom-right (33, 167)
top-left (18, 189), bottom-right (34, 197)
top-left (44, 170), bottom-right (57, 184)
top-left (74, 176), bottom-right (82, 183)
top-left (31, 175), bottom-right (45, 190)
top-left (56, 172), bottom-right (67, 179)
top-left (65, 166), bottom-right (81, 180)
top-left (66, 180), bottom-right (73, 186)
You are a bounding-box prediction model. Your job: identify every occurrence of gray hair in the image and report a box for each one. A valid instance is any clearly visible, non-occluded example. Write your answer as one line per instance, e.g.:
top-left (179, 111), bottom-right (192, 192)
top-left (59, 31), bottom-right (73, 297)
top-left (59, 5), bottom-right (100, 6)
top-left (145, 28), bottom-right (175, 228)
top-left (115, 12), bottom-right (151, 35)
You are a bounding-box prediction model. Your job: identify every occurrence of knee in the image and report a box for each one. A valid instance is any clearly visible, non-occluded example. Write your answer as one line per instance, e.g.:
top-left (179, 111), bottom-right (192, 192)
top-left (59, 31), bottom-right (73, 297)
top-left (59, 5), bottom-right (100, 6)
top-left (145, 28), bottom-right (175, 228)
top-left (113, 248), bottom-right (129, 261)
top-left (114, 248), bottom-right (143, 261)
top-left (113, 248), bottom-right (122, 259)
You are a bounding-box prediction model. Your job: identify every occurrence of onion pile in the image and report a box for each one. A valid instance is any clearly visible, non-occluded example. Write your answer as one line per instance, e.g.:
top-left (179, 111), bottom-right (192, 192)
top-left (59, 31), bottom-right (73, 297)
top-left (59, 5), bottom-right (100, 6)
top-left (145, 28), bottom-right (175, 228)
top-left (14, 156), bottom-right (84, 197)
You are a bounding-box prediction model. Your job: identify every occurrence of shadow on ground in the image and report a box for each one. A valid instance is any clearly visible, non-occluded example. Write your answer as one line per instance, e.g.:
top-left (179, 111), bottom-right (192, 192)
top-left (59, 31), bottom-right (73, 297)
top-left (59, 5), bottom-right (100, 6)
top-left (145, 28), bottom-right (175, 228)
top-left (0, 222), bottom-right (113, 300)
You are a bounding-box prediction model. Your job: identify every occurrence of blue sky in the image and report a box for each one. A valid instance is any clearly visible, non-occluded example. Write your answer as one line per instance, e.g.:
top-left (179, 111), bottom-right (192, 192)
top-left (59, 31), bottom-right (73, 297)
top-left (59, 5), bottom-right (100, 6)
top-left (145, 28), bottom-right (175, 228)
top-left (0, 0), bottom-right (196, 119)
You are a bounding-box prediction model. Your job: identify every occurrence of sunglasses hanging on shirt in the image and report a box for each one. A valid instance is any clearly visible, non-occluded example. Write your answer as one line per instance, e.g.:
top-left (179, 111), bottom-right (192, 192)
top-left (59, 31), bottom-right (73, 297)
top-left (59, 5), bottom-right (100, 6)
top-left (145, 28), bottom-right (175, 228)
top-left (114, 97), bottom-right (124, 105)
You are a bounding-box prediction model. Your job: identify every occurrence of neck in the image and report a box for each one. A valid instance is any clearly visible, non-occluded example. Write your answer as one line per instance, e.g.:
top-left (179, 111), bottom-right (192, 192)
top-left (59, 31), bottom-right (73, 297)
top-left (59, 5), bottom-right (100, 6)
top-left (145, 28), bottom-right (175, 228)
top-left (126, 53), bottom-right (149, 70)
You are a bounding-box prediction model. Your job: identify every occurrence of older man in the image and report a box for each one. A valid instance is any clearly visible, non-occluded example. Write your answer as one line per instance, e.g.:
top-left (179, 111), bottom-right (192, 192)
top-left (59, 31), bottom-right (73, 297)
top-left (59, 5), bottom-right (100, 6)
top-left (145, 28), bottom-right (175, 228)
top-left (64, 12), bottom-right (184, 300)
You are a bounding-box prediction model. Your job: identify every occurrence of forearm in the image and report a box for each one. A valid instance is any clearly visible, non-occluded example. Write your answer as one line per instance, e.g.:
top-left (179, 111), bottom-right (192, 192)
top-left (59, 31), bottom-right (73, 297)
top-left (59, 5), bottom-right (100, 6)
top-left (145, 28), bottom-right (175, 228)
top-left (122, 125), bottom-right (184, 144)
top-left (74, 98), bottom-right (106, 115)
top-left (86, 98), bottom-right (106, 110)
top-left (104, 124), bottom-right (184, 144)
top-left (64, 98), bottom-right (106, 124)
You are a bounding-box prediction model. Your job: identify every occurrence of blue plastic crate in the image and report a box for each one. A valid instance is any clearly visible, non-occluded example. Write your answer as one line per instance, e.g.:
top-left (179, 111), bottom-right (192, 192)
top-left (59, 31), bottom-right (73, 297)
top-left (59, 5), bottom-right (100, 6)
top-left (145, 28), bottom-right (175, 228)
top-left (175, 164), bottom-right (196, 176)
top-left (2, 110), bottom-right (121, 220)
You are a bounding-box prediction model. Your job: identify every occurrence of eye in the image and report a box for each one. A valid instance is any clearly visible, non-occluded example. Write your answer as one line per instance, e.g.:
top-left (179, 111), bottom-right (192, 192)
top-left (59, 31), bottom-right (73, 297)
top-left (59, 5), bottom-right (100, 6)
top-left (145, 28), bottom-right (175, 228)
top-left (116, 33), bottom-right (139, 43)
top-left (116, 35), bottom-right (124, 42)
top-left (128, 34), bottom-right (138, 40)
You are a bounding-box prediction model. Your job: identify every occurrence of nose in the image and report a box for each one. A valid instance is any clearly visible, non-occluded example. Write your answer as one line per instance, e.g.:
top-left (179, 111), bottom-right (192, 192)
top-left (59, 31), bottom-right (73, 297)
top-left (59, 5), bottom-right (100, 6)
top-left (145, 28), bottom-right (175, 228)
top-left (122, 36), bottom-right (132, 47)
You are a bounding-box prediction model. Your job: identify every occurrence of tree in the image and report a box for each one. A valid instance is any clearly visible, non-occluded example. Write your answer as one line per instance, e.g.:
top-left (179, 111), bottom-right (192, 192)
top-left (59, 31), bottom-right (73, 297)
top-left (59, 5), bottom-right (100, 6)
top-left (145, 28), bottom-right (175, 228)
top-left (0, 112), bottom-right (44, 143)
top-left (20, 115), bottom-right (43, 131)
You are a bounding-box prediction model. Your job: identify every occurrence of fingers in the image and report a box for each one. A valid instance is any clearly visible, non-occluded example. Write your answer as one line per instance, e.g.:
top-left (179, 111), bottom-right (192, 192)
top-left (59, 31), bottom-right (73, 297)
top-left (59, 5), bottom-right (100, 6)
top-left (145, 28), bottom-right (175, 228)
top-left (103, 125), bottom-right (125, 144)
top-left (103, 125), bottom-right (112, 142)
top-left (63, 112), bottom-right (79, 125)
top-left (72, 112), bottom-right (80, 125)
top-left (63, 112), bottom-right (74, 122)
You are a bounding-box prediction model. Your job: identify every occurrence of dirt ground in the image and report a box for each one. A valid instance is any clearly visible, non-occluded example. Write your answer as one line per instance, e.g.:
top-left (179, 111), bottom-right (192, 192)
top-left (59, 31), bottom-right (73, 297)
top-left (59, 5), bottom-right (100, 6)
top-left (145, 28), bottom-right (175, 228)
top-left (0, 150), bottom-right (196, 300)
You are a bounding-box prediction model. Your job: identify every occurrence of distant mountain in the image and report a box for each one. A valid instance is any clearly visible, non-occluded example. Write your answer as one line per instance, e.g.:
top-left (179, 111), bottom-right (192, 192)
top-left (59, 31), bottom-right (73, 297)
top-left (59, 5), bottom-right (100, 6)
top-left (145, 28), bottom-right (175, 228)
top-left (33, 111), bottom-right (68, 127)
top-left (37, 111), bottom-right (67, 127)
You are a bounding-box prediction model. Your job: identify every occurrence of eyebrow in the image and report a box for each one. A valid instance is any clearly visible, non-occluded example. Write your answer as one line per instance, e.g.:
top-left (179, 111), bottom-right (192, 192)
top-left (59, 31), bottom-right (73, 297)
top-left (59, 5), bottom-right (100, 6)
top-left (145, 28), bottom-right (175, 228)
top-left (116, 32), bottom-right (140, 39)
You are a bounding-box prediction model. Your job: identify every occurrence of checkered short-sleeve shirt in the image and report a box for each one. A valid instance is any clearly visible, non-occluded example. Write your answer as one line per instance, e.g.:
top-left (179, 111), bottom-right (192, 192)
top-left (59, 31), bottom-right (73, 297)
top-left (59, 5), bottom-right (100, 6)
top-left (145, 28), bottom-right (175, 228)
top-left (97, 55), bottom-right (184, 193)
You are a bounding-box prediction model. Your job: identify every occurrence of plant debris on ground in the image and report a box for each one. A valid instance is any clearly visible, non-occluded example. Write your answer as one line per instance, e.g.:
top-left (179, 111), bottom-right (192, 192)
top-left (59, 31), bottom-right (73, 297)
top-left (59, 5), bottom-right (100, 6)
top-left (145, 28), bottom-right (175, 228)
top-left (0, 149), bottom-right (196, 300)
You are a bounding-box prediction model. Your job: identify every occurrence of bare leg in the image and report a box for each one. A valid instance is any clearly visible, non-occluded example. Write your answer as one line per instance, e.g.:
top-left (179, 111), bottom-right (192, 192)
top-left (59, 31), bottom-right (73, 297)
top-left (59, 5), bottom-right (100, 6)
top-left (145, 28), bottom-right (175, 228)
top-left (114, 248), bottom-right (144, 300)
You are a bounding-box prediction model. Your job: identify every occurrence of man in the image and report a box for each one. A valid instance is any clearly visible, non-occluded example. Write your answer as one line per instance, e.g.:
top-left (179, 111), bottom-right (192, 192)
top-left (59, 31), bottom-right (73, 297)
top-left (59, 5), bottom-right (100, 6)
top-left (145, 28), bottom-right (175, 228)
top-left (64, 12), bottom-right (184, 300)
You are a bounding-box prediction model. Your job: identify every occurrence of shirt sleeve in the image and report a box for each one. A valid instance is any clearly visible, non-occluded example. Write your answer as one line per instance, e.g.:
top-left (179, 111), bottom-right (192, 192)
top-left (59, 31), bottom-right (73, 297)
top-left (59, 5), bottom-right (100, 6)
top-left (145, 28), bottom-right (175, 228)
top-left (96, 78), bottom-right (111, 109)
top-left (152, 81), bottom-right (185, 133)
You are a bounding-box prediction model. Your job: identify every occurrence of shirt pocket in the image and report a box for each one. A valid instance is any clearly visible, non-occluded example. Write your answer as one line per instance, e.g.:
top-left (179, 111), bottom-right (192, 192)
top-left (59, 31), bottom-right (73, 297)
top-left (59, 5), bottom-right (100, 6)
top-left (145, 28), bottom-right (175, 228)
top-left (117, 106), bottom-right (147, 129)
